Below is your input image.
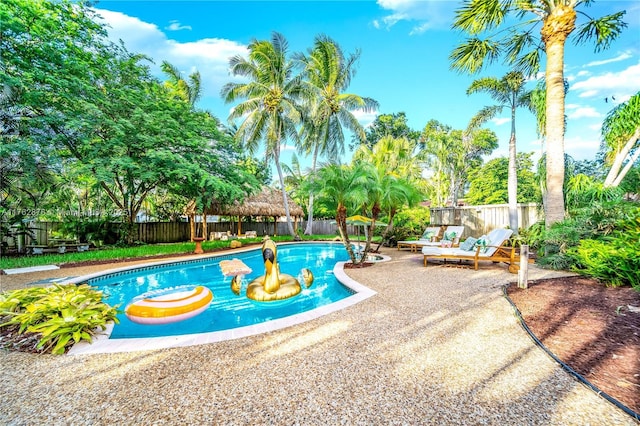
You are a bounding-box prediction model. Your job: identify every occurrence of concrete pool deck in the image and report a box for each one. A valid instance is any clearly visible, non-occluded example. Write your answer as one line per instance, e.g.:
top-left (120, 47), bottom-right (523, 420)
top-left (1, 247), bottom-right (637, 425)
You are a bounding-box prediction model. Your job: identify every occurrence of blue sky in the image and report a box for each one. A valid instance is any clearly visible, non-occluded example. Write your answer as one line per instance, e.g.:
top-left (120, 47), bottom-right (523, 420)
top-left (94, 0), bottom-right (640, 177)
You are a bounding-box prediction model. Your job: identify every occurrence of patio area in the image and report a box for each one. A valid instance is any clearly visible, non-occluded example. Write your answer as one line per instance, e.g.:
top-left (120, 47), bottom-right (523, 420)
top-left (0, 248), bottom-right (636, 425)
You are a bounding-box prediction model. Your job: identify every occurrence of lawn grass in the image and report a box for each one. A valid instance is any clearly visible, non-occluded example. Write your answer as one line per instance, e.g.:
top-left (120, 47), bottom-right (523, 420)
top-left (0, 235), bottom-right (346, 270)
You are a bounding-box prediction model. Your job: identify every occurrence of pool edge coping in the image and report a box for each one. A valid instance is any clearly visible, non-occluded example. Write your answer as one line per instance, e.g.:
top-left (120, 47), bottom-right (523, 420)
top-left (66, 243), bottom-right (386, 355)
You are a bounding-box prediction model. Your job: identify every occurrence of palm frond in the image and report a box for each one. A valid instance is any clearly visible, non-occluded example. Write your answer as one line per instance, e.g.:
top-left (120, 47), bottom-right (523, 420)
top-left (573, 11), bottom-right (627, 52)
top-left (449, 37), bottom-right (502, 74)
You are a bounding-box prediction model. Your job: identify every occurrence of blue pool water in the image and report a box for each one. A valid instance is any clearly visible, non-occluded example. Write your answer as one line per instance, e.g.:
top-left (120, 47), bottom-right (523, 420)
top-left (89, 242), bottom-right (353, 339)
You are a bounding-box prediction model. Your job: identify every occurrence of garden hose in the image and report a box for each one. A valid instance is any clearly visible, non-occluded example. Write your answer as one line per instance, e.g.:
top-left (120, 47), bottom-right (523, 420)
top-left (502, 284), bottom-right (640, 422)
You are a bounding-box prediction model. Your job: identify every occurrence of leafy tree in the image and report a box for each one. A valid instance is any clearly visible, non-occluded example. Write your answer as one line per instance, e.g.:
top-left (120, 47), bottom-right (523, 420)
top-left (467, 71), bottom-right (534, 233)
top-left (221, 32), bottom-right (309, 238)
top-left (601, 91), bottom-right (640, 187)
top-left (465, 153), bottom-right (541, 207)
top-left (296, 35), bottom-right (378, 235)
top-left (354, 112), bottom-right (420, 150)
top-left (0, 0), bottom-right (108, 222)
top-left (450, 0), bottom-right (627, 226)
top-left (420, 120), bottom-right (498, 206)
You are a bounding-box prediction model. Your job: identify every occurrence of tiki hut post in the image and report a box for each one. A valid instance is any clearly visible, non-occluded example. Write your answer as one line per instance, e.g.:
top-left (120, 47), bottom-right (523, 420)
top-left (237, 215), bottom-right (243, 236)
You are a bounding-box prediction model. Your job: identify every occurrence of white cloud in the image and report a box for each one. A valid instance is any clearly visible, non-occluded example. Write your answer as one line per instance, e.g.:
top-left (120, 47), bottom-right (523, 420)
top-left (585, 51), bottom-right (633, 67)
top-left (564, 135), bottom-right (601, 160)
top-left (165, 20), bottom-right (192, 31)
top-left (567, 106), bottom-right (602, 120)
top-left (353, 109), bottom-right (378, 127)
top-left (374, 0), bottom-right (456, 33)
top-left (571, 62), bottom-right (640, 100)
top-left (93, 8), bottom-right (247, 98)
top-left (491, 117), bottom-right (510, 126)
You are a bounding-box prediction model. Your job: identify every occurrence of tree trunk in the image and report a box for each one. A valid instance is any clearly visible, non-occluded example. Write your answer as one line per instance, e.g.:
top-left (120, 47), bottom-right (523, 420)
top-left (274, 158), bottom-right (297, 238)
top-left (604, 126), bottom-right (640, 187)
top-left (508, 103), bottom-right (519, 234)
top-left (541, 5), bottom-right (575, 227)
top-left (304, 145), bottom-right (320, 235)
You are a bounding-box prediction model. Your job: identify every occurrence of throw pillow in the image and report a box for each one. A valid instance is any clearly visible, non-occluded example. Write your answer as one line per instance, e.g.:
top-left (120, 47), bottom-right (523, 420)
top-left (421, 230), bottom-right (435, 240)
top-left (474, 235), bottom-right (492, 253)
top-left (459, 237), bottom-right (477, 251)
top-left (443, 231), bottom-right (457, 241)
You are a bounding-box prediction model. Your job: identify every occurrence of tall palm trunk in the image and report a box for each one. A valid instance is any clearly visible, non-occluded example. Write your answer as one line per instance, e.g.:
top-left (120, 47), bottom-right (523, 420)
top-left (335, 203), bottom-right (357, 263)
top-left (304, 144), bottom-right (320, 235)
top-left (542, 5), bottom-right (575, 226)
top-left (275, 158), bottom-right (297, 238)
top-left (508, 99), bottom-right (518, 234)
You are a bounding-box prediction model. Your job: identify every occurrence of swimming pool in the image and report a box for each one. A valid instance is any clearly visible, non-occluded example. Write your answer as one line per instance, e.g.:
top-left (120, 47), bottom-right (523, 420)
top-left (88, 242), bottom-right (358, 339)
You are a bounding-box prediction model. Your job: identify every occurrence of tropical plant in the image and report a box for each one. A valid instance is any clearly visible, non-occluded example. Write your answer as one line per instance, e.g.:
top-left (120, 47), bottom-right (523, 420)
top-left (568, 206), bottom-right (640, 289)
top-left (450, 0), bottom-right (627, 226)
top-left (601, 91), bottom-right (640, 187)
top-left (466, 71), bottom-right (533, 233)
top-left (353, 136), bottom-right (424, 232)
top-left (221, 32), bottom-right (309, 238)
top-left (312, 163), bottom-right (371, 263)
top-left (160, 60), bottom-right (202, 107)
top-left (420, 120), bottom-right (498, 206)
top-left (0, 284), bottom-right (119, 354)
top-left (353, 112), bottom-right (420, 150)
top-left (296, 35), bottom-right (378, 235)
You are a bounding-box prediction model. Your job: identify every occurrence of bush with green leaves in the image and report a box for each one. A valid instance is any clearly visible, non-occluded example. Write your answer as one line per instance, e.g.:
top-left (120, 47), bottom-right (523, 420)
top-left (0, 284), bottom-right (119, 354)
top-left (383, 207), bottom-right (431, 247)
top-left (568, 207), bottom-right (640, 289)
top-left (526, 200), bottom-right (640, 288)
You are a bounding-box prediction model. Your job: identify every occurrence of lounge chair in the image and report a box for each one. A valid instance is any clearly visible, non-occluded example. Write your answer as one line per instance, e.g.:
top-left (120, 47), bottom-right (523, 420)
top-left (422, 228), bottom-right (524, 273)
top-left (397, 226), bottom-right (442, 252)
top-left (417, 225), bottom-right (465, 248)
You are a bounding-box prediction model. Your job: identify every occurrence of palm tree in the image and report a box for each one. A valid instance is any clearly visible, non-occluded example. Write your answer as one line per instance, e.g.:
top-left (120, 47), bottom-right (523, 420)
top-left (314, 162), bottom-right (371, 263)
top-left (450, 0), bottom-right (627, 226)
top-left (353, 136), bottom-right (423, 233)
top-left (296, 35), bottom-right (378, 235)
top-left (221, 32), bottom-right (309, 237)
top-left (466, 71), bottom-right (532, 234)
top-left (602, 91), bottom-right (640, 187)
top-left (160, 60), bottom-right (201, 107)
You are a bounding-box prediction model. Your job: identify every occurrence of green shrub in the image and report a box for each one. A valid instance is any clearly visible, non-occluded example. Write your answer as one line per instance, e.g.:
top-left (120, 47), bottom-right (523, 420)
top-left (0, 284), bottom-right (119, 354)
top-left (568, 210), bottom-right (640, 289)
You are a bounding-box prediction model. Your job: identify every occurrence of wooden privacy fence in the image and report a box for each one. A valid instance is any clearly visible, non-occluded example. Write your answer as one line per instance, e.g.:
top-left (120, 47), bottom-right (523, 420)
top-left (429, 203), bottom-right (542, 239)
top-left (20, 205), bottom-right (541, 246)
top-left (23, 220), bottom-right (340, 246)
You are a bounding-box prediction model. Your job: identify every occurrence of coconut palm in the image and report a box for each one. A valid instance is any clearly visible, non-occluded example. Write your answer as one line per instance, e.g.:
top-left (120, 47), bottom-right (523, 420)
top-left (466, 71), bottom-right (532, 234)
top-left (221, 32), bottom-right (310, 237)
top-left (161, 60), bottom-right (201, 107)
top-left (296, 35), bottom-right (378, 235)
top-left (450, 0), bottom-right (627, 226)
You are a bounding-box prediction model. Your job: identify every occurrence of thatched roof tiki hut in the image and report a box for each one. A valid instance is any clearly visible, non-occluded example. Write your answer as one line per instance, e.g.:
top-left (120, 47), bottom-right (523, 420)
top-left (185, 187), bottom-right (304, 241)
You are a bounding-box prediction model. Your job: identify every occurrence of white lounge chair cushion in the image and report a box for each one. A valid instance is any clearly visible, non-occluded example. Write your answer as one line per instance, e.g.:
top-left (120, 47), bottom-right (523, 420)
top-left (422, 229), bottom-right (513, 258)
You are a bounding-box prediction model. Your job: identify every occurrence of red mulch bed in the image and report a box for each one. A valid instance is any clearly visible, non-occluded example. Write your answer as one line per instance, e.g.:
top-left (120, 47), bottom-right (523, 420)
top-left (507, 276), bottom-right (640, 415)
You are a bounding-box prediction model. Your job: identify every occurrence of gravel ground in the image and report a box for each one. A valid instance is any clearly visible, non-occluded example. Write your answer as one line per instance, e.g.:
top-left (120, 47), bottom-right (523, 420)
top-left (1, 248), bottom-right (638, 425)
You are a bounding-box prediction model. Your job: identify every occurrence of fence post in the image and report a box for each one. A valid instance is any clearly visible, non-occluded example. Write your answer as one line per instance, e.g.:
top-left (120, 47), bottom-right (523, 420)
top-left (518, 245), bottom-right (529, 289)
